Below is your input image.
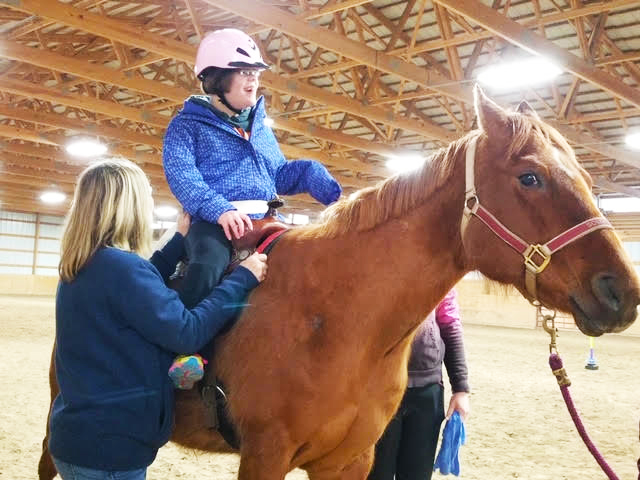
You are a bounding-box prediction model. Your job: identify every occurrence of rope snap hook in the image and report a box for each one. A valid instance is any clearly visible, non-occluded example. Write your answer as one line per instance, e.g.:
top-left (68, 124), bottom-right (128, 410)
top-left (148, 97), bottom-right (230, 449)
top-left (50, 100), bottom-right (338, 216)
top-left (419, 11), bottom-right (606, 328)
top-left (539, 307), bottom-right (558, 354)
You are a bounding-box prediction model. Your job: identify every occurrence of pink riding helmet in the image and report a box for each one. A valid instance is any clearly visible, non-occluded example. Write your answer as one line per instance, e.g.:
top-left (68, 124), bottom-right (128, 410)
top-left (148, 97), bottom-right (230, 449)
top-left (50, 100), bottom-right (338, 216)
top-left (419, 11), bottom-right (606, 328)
top-left (195, 28), bottom-right (269, 79)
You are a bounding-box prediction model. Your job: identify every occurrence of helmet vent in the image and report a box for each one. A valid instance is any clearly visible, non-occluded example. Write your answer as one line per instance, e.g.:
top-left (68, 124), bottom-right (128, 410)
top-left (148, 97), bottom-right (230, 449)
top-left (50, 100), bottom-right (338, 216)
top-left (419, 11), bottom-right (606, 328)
top-left (236, 47), bottom-right (251, 58)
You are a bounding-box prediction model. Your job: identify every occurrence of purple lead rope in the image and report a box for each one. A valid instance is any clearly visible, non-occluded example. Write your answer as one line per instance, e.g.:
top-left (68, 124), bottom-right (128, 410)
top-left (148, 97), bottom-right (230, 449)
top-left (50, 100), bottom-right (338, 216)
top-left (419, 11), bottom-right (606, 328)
top-left (549, 353), bottom-right (620, 480)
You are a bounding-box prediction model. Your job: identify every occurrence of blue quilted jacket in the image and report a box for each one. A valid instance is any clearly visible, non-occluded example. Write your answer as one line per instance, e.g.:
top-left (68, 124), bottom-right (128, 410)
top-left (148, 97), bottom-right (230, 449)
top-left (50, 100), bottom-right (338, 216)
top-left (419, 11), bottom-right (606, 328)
top-left (163, 96), bottom-right (342, 222)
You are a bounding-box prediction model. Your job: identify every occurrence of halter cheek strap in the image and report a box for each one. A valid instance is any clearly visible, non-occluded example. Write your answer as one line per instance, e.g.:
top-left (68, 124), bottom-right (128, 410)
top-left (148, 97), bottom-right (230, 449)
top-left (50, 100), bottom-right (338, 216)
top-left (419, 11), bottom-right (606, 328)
top-left (460, 136), bottom-right (613, 301)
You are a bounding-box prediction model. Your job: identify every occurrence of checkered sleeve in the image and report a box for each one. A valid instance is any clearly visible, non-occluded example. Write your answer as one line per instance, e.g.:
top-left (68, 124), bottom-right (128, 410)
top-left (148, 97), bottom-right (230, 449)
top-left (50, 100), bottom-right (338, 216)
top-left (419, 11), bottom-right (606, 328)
top-left (274, 159), bottom-right (342, 205)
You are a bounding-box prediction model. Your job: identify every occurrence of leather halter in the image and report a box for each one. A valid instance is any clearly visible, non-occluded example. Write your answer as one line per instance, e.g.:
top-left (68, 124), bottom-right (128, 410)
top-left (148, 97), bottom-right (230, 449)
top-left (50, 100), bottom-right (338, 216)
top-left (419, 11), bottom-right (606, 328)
top-left (460, 136), bottom-right (613, 301)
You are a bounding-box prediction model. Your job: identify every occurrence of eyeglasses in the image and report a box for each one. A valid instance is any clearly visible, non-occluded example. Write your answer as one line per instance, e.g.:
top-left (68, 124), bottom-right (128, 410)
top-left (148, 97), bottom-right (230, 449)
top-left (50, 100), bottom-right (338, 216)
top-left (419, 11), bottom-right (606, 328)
top-left (237, 69), bottom-right (261, 78)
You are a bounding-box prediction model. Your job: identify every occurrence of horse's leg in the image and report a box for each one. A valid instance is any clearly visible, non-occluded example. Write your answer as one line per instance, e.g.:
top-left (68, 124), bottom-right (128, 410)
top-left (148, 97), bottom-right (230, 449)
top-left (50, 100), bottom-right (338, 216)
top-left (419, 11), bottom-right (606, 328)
top-left (237, 431), bottom-right (293, 480)
top-left (37, 343), bottom-right (58, 480)
top-left (306, 447), bottom-right (375, 480)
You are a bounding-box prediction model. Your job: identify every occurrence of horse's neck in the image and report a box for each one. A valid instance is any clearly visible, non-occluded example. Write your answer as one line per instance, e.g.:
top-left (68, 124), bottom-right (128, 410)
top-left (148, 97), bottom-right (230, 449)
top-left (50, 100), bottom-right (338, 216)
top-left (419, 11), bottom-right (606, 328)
top-left (318, 185), bottom-right (467, 353)
top-left (369, 203), bottom-right (464, 315)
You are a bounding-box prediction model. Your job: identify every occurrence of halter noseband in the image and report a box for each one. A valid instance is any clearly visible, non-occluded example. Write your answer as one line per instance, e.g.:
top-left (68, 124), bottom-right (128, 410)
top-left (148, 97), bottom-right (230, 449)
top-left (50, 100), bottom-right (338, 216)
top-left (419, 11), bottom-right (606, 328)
top-left (460, 136), bottom-right (613, 302)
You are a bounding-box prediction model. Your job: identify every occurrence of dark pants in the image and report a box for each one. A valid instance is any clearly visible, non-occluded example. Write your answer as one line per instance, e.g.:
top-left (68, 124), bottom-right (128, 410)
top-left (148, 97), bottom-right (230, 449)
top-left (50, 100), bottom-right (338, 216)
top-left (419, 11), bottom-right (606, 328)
top-left (368, 383), bottom-right (445, 480)
top-left (178, 221), bottom-right (232, 309)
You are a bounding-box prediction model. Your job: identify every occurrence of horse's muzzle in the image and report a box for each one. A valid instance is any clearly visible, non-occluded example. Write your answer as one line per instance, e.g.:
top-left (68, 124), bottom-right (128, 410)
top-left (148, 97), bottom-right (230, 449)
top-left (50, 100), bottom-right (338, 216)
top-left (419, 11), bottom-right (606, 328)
top-left (570, 272), bottom-right (639, 336)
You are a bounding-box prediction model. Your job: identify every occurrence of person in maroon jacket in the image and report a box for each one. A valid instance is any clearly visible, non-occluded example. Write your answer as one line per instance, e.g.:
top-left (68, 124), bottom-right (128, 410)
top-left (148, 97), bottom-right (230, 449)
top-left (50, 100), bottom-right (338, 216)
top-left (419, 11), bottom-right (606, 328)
top-left (368, 289), bottom-right (470, 480)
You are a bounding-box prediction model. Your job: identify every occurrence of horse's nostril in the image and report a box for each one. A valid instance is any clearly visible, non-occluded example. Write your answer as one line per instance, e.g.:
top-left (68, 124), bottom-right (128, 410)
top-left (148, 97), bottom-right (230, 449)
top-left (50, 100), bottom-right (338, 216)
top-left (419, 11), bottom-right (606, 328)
top-left (592, 273), bottom-right (621, 312)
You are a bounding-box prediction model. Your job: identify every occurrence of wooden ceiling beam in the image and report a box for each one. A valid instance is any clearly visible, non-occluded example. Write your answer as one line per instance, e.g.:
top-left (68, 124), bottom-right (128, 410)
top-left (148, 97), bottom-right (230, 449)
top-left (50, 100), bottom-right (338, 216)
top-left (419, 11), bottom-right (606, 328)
top-left (0, 168), bottom-right (176, 203)
top-left (0, 77), bottom-right (170, 129)
top-left (593, 176), bottom-right (640, 198)
top-left (274, 116), bottom-right (419, 169)
top-left (263, 72), bottom-right (456, 142)
top-left (433, 0), bottom-right (640, 110)
top-left (0, 10), bottom-right (454, 148)
top-left (0, 82), bottom-right (377, 187)
top-left (0, 39), bottom-right (190, 102)
top-left (2, 152), bottom-right (82, 175)
top-left (278, 144), bottom-right (377, 189)
top-left (405, 0), bottom-right (638, 56)
top-left (0, 104), bottom-right (163, 149)
top-left (3, 0), bottom-right (639, 195)
top-left (0, 122), bottom-right (160, 166)
top-left (202, 0), bottom-right (471, 103)
top-left (300, 0), bottom-right (375, 20)
top-left (0, 198), bottom-right (70, 216)
top-left (1, 0), bottom-right (196, 61)
top-left (0, 123), bottom-right (59, 146)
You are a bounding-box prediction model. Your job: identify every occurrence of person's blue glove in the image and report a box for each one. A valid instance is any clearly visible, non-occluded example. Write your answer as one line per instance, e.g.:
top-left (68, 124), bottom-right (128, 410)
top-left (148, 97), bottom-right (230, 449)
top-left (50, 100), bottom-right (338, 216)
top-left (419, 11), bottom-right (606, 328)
top-left (433, 411), bottom-right (466, 476)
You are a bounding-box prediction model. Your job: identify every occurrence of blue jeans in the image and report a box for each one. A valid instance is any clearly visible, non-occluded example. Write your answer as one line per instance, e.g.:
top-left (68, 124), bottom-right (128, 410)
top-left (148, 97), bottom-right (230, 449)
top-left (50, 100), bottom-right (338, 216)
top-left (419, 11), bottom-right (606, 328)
top-left (52, 457), bottom-right (146, 480)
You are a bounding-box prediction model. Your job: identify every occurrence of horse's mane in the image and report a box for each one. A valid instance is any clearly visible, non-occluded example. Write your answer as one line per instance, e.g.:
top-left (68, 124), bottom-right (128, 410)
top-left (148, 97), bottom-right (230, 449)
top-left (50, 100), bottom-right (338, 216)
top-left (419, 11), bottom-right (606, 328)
top-left (300, 134), bottom-right (472, 239)
top-left (301, 109), bottom-right (573, 240)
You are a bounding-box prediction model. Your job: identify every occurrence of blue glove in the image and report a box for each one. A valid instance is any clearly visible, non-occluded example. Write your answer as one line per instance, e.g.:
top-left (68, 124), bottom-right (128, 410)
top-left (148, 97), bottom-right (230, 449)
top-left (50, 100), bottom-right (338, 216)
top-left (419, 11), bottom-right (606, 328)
top-left (433, 411), bottom-right (466, 476)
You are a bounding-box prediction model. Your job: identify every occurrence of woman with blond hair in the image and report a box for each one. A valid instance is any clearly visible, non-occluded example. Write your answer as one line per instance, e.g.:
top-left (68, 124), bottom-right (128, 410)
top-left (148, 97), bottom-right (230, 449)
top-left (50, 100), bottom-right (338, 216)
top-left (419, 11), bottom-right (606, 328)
top-left (48, 158), bottom-right (267, 480)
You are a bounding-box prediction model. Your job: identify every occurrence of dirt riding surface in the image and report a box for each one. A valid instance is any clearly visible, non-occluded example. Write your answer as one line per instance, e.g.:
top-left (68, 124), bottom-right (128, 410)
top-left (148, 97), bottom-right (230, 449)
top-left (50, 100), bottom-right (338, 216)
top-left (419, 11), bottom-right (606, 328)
top-left (1, 294), bottom-right (638, 479)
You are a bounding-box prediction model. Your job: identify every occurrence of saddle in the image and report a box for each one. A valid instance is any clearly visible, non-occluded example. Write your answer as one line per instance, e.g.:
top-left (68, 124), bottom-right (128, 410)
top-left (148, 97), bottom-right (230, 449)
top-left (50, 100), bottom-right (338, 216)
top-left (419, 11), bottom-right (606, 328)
top-left (226, 197), bottom-right (289, 272)
top-left (202, 198), bottom-right (290, 448)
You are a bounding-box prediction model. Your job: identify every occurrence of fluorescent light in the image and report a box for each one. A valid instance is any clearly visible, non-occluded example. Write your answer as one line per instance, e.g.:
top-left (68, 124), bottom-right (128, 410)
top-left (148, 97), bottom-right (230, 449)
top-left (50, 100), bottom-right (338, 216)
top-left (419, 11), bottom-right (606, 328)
top-left (154, 205), bottom-right (178, 219)
top-left (65, 138), bottom-right (107, 158)
top-left (386, 154), bottom-right (425, 173)
top-left (625, 132), bottom-right (640, 150)
top-left (40, 191), bottom-right (66, 204)
top-left (263, 116), bottom-right (274, 127)
top-left (477, 57), bottom-right (562, 91)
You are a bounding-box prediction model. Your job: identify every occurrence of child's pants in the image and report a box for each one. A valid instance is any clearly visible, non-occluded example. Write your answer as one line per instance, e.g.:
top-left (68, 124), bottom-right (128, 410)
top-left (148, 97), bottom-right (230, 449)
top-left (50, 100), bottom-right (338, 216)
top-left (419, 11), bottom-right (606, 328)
top-left (178, 221), bottom-right (232, 309)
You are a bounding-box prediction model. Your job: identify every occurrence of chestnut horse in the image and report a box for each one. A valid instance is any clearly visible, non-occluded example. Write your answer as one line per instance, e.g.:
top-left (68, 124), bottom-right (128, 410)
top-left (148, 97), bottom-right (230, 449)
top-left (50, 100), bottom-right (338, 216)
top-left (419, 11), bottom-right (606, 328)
top-left (39, 87), bottom-right (640, 479)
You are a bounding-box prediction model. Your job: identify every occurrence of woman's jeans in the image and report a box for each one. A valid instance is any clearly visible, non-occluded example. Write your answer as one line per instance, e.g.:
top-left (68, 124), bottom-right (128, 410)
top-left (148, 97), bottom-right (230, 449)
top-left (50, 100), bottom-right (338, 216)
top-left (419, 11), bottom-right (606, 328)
top-left (52, 457), bottom-right (146, 480)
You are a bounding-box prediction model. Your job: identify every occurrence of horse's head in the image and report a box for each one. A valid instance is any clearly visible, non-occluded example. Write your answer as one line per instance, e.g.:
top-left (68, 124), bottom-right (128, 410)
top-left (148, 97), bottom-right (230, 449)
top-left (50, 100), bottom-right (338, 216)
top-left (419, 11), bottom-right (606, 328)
top-left (462, 86), bottom-right (640, 336)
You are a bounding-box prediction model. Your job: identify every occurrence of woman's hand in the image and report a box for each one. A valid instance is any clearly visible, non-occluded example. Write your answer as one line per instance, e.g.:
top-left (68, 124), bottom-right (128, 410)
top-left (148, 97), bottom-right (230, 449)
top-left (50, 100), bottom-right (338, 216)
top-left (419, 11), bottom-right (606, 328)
top-left (176, 211), bottom-right (191, 237)
top-left (218, 210), bottom-right (253, 240)
top-left (239, 252), bottom-right (268, 282)
top-left (446, 391), bottom-right (470, 421)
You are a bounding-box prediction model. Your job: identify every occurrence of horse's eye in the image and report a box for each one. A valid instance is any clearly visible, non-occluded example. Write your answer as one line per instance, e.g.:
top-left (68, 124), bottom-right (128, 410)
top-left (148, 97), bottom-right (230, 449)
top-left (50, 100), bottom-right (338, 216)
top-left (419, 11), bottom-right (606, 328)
top-left (519, 173), bottom-right (540, 187)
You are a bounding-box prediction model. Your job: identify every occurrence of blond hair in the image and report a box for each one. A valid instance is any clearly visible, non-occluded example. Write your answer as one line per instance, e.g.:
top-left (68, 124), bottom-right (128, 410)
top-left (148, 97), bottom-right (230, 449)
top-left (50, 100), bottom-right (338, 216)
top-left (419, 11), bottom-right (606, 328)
top-left (59, 158), bottom-right (154, 282)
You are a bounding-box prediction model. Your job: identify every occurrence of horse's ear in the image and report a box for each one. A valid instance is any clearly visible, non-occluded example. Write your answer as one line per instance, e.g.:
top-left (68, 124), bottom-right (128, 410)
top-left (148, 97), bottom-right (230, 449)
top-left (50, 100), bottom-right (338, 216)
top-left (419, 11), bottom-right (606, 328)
top-left (516, 100), bottom-right (539, 119)
top-left (474, 84), bottom-right (511, 138)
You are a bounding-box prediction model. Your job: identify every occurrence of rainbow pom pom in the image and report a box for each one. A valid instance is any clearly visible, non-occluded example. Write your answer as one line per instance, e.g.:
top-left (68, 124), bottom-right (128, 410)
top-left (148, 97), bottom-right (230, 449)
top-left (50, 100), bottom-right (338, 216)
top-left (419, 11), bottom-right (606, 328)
top-left (168, 354), bottom-right (206, 389)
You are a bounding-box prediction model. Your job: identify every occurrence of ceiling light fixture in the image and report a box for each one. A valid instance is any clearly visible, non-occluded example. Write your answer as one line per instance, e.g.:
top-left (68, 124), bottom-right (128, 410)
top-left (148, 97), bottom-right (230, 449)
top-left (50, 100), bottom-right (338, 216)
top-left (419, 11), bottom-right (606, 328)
top-left (625, 132), bottom-right (640, 150)
top-left (477, 57), bottom-right (562, 91)
top-left (40, 191), bottom-right (67, 204)
top-left (386, 154), bottom-right (426, 173)
top-left (65, 138), bottom-right (108, 158)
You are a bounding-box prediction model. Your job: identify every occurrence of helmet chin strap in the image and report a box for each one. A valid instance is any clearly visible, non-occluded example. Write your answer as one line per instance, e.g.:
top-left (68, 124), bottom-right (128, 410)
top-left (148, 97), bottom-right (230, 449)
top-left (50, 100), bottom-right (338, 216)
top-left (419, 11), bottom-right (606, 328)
top-left (214, 91), bottom-right (244, 115)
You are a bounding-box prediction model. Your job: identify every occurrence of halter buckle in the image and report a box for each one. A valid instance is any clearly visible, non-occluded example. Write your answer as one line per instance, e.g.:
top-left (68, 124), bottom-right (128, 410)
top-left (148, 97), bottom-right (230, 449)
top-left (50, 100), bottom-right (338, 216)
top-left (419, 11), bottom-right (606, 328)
top-left (523, 244), bottom-right (551, 274)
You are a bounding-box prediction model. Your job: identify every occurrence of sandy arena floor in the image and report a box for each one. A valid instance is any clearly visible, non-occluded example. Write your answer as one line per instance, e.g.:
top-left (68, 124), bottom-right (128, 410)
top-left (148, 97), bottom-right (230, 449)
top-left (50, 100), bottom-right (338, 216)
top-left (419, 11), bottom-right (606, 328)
top-left (1, 294), bottom-right (638, 479)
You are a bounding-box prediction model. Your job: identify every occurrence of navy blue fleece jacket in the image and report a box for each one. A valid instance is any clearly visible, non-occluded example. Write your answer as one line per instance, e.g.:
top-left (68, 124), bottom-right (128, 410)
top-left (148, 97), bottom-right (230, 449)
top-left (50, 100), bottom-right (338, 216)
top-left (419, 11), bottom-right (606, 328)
top-left (48, 233), bottom-right (258, 470)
